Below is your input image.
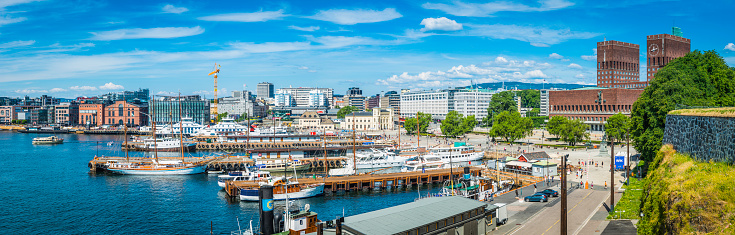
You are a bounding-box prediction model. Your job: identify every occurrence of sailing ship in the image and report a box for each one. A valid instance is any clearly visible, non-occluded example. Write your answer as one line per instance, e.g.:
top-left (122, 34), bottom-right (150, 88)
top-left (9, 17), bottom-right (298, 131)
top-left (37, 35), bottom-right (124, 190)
top-left (32, 136), bottom-right (64, 144)
top-left (105, 94), bottom-right (213, 175)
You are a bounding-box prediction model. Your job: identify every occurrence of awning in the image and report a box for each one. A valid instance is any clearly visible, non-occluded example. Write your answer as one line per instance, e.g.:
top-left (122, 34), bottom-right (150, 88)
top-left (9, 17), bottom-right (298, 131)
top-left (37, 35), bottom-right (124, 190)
top-left (505, 161), bottom-right (532, 168)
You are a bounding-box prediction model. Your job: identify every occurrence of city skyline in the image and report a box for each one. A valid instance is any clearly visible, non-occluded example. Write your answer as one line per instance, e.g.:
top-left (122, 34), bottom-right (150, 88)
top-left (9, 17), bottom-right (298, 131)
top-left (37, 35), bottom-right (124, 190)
top-left (1, 0), bottom-right (734, 98)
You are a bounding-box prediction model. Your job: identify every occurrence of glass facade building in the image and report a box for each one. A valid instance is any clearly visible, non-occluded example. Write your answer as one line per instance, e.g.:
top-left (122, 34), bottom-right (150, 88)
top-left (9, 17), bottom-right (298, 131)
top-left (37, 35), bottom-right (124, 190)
top-left (150, 95), bottom-right (210, 125)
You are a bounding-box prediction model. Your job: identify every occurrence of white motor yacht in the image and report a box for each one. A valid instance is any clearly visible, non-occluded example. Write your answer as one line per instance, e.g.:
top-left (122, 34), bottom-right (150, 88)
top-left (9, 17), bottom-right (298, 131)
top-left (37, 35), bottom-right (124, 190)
top-left (401, 155), bottom-right (445, 172)
top-left (217, 169), bottom-right (272, 188)
top-left (354, 148), bottom-right (409, 169)
top-left (426, 145), bottom-right (484, 164)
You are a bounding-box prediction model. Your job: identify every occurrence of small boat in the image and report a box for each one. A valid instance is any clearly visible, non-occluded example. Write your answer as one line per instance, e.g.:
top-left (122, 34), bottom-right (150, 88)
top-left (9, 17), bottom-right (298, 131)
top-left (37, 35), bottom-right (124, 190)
top-left (328, 159), bottom-right (355, 176)
top-left (401, 155), bottom-right (445, 172)
top-left (133, 137), bottom-right (197, 152)
top-left (239, 177), bottom-right (324, 201)
top-left (106, 159), bottom-right (209, 175)
top-left (217, 169), bottom-right (272, 188)
top-left (255, 160), bottom-right (311, 172)
top-left (426, 144), bottom-right (484, 164)
top-left (32, 136), bottom-right (64, 144)
top-left (354, 148), bottom-right (409, 169)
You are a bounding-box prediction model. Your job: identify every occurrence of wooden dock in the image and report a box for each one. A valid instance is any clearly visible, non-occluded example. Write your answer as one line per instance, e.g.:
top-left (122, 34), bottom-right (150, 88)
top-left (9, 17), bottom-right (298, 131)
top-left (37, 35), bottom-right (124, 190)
top-left (224, 167), bottom-right (485, 197)
top-left (88, 155), bottom-right (348, 172)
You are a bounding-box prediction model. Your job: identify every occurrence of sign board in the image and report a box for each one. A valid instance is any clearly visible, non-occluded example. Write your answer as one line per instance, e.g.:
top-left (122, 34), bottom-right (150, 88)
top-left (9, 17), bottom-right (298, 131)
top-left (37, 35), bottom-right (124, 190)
top-left (614, 156), bottom-right (625, 170)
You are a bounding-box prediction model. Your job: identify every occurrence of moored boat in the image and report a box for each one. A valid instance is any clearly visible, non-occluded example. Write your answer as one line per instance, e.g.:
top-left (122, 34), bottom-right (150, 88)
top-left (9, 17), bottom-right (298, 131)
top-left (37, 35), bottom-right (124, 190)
top-left (106, 160), bottom-right (208, 175)
top-left (217, 169), bottom-right (272, 188)
top-left (426, 144), bottom-right (484, 164)
top-left (32, 136), bottom-right (64, 144)
top-left (400, 155), bottom-right (445, 172)
top-left (255, 160), bottom-right (311, 172)
top-left (239, 177), bottom-right (324, 201)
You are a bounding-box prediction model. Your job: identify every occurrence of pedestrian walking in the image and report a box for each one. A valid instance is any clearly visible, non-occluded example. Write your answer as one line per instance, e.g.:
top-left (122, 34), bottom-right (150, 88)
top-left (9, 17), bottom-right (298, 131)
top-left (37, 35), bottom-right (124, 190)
top-left (534, 184), bottom-right (537, 193)
top-left (604, 181), bottom-right (607, 189)
top-left (515, 190), bottom-right (519, 198)
top-left (591, 182), bottom-right (594, 189)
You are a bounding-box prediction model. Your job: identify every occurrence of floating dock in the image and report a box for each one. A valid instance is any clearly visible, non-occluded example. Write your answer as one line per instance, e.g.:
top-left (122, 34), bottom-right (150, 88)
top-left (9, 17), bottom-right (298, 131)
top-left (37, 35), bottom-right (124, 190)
top-left (224, 167), bottom-right (486, 197)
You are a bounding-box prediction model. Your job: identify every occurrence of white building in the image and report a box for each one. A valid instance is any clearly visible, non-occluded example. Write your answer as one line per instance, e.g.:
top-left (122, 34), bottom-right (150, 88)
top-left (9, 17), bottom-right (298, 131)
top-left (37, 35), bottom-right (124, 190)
top-left (218, 90), bottom-right (267, 117)
top-left (296, 111), bottom-right (335, 130)
top-left (308, 90), bottom-right (327, 107)
top-left (275, 90), bottom-right (293, 107)
top-left (342, 108), bottom-right (395, 131)
top-left (400, 88), bottom-right (494, 120)
top-left (257, 82), bottom-right (274, 99)
top-left (276, 87), bottom-right (333, 108)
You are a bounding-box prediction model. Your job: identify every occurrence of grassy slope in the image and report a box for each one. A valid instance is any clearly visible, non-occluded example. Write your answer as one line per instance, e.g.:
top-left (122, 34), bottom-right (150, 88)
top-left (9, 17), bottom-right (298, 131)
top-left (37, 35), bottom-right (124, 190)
top-left (607, 177), bottom-right (644, 220)
top-left (669, 107), bottom-right (735, 117)
top-left (638, 145), bottom-right (735, 234)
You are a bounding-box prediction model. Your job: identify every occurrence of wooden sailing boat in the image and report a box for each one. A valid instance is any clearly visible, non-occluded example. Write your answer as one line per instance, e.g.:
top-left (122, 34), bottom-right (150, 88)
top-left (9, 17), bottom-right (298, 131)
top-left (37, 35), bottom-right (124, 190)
top-left (106, 94), bottom-right (211, 175)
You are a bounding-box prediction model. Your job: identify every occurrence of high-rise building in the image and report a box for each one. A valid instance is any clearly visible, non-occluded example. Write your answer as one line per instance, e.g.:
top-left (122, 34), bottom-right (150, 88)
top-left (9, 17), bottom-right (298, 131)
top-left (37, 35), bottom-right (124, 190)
top-left (345, 87), bottom-right (365, 110)
top-left (214, 90), bottom-right (265, 118)
top-left (366, 94), bottom-right (380, 110)
top-left (257, 82), bottom-right (274, 99)
top-left (274, 90), bottom-right (293, 107)
top-left (276, 87), bottom-right (333, 107)
top-left (55, 103), bottom-right (79, 126)
top-left (150, 95), bottom-right (210, 125)
top-left (646, 33), bottom-right (690, 81)
top-left (380, 91), bottom-right (400, 116)
top-left (98, 88), bottom-right (149, 102)
top-left (308, 90), bottom-right (327, 107)
top-left (596, 40), bottom-right (641, 88)
top-left (400, 88), bottom-right (494, 120)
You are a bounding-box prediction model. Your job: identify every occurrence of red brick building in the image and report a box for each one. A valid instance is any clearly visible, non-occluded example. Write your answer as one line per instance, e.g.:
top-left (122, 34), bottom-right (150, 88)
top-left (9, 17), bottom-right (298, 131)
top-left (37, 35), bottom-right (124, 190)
top-left (646, 34), bottom-right (690, 81)
top-left (597, 40), bottom-right (641, 88)
top-left (79, 103), bottom-right (105, 126)
top-left (105, 101), bottom-right (148, 127)
top-left (548, 88), bottom-right (643, 131)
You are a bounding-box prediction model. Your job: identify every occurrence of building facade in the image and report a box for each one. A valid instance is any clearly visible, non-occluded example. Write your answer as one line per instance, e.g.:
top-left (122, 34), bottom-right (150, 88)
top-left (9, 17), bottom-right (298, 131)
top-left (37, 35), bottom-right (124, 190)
top-left (257, 82), bottom-right (274, 99)
top-left (345, 87), bottom-right (365, 110)
top-left (104, 101), bottom-right (148, 126)
top-left (0, 106), bottom-right (11, 124)
top-left (150, 95), bottom-right (210, 125)
top-left (548, 87), bottom-right (643, 131)
top-left (98, 88), bottom-right (149, 102)
top-left (219, 90), bottom-right (264, 118)
top-left (276, 87), bottom-right (333, 108)
top-left (342, 108), bottom-right (394, 131)
top-left (380, 91), bottom-right (400, 116)
top-left (79, 103), bottom-right (105, 126)
top-left (274, 90), bottom-right (293, 107)
top-left (308, 89), bottom-right (328, 107)
top-left (597, 40), bottom-right (641, 88)
top-left (296, 111), bottom-right (335, 130)
top-left (55, 103), bottom-right (79, 126)
top-left (365, 94), bottom-right (380, 110)
top-left (400, 88), bottom-right (494, 120)
top-left (647, 33), bottom-right (691, 81)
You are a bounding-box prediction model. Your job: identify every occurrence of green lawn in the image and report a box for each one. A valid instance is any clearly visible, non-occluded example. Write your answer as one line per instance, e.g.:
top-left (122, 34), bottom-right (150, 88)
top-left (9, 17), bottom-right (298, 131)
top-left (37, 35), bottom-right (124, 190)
top-left (607, 177), bottom-right (643, 220)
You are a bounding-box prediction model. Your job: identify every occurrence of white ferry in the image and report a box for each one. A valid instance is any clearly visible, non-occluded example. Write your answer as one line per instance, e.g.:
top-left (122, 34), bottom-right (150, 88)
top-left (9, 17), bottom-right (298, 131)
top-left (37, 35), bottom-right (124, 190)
top-left (354, 148), bottom-right (409, 169)
top-left (32, 136), bottom-right (64, 144)
top-left (426, 144), bottom-right (484, 164)
top-left (217, 169), bottom-right (272, 188)
top-left (156, 117), bottom-right (206, 136)
top-left (132, 137), bottom-right (196, 152)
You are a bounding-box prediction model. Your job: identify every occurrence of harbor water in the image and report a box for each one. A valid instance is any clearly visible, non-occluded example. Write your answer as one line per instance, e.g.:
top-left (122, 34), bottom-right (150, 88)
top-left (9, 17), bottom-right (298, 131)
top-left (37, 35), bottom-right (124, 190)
top-left (0, 132), bottom-right (455, 234)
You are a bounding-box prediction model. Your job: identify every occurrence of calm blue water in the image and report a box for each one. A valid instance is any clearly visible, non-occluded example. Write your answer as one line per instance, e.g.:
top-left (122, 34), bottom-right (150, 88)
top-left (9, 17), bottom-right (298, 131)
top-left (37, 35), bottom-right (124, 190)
top-left (0, 132), bottom-right (443, 234)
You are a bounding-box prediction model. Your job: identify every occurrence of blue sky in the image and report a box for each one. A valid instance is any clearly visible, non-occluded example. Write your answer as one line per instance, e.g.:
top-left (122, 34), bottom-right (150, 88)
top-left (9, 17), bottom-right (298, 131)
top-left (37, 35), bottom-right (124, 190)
top-left (0, 0), bottom-right (733, 98)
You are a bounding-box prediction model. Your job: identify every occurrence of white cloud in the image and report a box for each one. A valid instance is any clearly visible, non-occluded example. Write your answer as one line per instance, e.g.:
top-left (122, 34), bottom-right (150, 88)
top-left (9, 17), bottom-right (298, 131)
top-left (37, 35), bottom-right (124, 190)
top-left (0, 15), bottom-right (27, 26)
top-left (0, 0), bottom-right (41, 9)
top-left (423, 0), bottom-right (574, 17)
top-left (575, 74), bottom-right (585, 78)
top-left (467, 24), bottom-right (599, 47)
top-left (306, 8), bottom-right (402, 25)
top-left (0, 40), bottom-right (34, 49)
top-left (193, 90), bottom-right (211, 95)
top-left (581, 48), bottom-right (597, 61)
top-left (298, 66), bottom-right (309, 70)
top-left (14, 89), bottom-right (47, 94)
top-left (229, 41), bottom-right (312, 53)
top-left (70, 85), bottom-right (98, 91)
top-left (512, 70), bottom-right (549, 79)
top-left (156, 91), bottom-right (176, 95)
top-left (198, 10), bottom-right (287, 22)
top-left (725, 43), bottom-right (735, 52)
top-left (162, 4), bottom-right (188, 14)
top-left (420, 17), bottom-right (462, 32)
top-left (99, 82), bottom-right (124, 90)
top-left (49, 88), bottom-right (66, 93)
top-left (288, 25), bottom-right (319, 31)
top-left (35, 43), bottom-right (95, 53)
top-left (495, 56), bottom-right (508, 63)
top-left (90, 26), bottom-right (204, 40)
top-left (548, 53), bottom-right (564, 60)
top-left (567, 63), bottom-right (583, 69)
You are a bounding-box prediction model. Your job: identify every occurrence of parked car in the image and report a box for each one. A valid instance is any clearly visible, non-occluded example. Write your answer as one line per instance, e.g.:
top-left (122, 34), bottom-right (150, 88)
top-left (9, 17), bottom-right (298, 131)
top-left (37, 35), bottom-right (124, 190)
top-left (538, 189), bottom-right (559, 197)
top-left (524, 193), bottom-right (548, 202)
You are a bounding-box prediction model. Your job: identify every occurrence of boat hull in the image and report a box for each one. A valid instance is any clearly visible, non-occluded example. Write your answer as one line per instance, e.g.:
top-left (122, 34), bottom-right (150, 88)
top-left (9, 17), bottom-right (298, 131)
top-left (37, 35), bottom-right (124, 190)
top-left (257, 164), bottom-right (311, 172)
top-left (107, 164), bottom-right (207, 175)
top-left (355, 161), bottom-right (403, 169)
top-left (32, 140), bottom-right (64, 144)
top-left (438, 152), bottom-right (484, 164)
top-left (239, 185), bottom-right (324, 201)
top-left (130, 144), bottom-right (196, 152)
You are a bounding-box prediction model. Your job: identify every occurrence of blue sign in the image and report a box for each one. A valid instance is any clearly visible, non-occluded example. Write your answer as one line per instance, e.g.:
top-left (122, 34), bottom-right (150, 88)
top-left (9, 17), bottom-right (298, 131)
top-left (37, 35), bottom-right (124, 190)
top-left (262, 199), bottom-right (274, 211)
top-left (614, 156), bottom-right (625, 170)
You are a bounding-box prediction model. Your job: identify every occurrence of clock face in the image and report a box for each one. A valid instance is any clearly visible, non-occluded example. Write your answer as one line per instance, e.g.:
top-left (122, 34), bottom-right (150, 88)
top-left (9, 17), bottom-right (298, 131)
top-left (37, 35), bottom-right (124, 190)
top-left (649, 43), bottom-right (659, 56)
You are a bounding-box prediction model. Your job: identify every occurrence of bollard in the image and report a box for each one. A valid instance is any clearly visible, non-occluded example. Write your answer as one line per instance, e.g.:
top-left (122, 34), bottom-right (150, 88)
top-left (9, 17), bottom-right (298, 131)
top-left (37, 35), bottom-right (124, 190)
top-left (259, 185), bottom-right (274, 235)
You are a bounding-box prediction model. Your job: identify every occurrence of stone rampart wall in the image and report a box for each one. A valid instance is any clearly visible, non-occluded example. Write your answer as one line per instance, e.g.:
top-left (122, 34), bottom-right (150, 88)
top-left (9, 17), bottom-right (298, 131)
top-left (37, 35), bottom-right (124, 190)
top-left (663, 115), bottom-right (735, 164)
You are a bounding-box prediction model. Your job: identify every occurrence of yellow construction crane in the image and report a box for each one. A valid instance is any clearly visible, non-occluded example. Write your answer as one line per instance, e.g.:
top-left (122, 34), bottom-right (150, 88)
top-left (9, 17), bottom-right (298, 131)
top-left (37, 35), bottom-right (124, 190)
top-left (207, 63), bottom-right (220, 123)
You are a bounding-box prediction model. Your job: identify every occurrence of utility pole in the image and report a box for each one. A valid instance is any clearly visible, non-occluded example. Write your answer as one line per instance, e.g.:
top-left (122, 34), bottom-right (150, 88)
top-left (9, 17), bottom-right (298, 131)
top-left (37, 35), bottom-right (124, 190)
top-left (560, 154), bottom-right (568, 235)
top-left (626, 126), bottom-right (630, 186)
top-left (610, 135), bottom-right (615, 211)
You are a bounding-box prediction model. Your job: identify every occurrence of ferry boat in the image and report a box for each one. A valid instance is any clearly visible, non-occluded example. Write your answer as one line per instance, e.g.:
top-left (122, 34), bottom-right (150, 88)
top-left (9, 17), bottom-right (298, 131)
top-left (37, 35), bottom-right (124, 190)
top-left (32, 136), bottom-right (64, 144)
top-left (217, 169), bottom-right (272, 188)
top-left (194, 118), bottom-right (249, 136)
top-left (239, 177), bottom-right (324, 201)
top-left (426, 144), bottom-right (484, 164)
top-left (400, 156), bottom-right (445, 172)
top-left (354, 148), bottom-right (409, 169)
top-left (255, 159), bottom-right (311, 172)
top-left (156, 117), bottom-right (206, 136)
top-left (105, 159), bottom-right (209, 175)
top-left (133, 137), bottom-right (196, 152)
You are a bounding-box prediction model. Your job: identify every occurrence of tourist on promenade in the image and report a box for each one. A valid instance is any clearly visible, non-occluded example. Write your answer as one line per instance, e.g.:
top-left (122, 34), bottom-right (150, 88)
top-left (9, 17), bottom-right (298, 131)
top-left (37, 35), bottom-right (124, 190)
top-left (534, 184), bottom-right (537, 193)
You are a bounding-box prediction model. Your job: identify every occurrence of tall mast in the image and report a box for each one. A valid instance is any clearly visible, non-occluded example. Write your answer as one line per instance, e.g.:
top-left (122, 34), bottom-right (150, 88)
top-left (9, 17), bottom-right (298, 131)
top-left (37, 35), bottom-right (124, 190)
top-left (416, 111), bottom-right (420, 155)
top-left (352, 112), bottom-right (357, 174)
top-left (125, 117), bottom-right (128, 162)
top-left (179, 93), bottom-right (184, 163)
top-left (246, 112), bottom-right (249, 152)
top-left (152, 95), bottom-right (158, 162)
top-left (323, 127), bottom-right (328, 176)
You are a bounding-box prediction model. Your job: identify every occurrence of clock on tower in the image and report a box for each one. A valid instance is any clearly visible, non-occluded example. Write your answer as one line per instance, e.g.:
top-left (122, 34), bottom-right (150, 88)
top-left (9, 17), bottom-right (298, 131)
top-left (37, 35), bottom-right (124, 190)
top-left (648, 43), bottom-right (659, 56)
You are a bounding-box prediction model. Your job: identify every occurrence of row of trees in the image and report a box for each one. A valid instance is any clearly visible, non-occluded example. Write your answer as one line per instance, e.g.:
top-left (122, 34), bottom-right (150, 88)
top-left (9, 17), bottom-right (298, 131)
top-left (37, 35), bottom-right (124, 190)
top-left (547, 116), bottom-right (590, 146)
top-left (404, 112), bottom-right (431, 134)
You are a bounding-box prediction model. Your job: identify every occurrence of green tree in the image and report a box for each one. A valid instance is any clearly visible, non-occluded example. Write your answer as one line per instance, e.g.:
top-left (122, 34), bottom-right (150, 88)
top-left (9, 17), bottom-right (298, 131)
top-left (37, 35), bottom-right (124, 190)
top-left (460, 115), bottom-right (477, 134)
top-left (441, 111), bottom-right (463, 137)
top-left (516, 90), bottom-right (540, 108)
top-left (559, 119), bottom-right (589, 146)
top-left (631, 50), bottom-right (735, 163)
top-left (404, 112), bottom-right (431, 135)
top-left (216, 112), bottom-right (229, 122)
top-left (486, 91), bottom-right (518, 126)
top-left (235, 112), bottom-right (248, 122)
top-left (526, 108), bottom-right (540, 117)
top-left (337, 106), bottom-right (358, 118)
top-left (547, 115), bottom-right (567, 138)
top-left (489, 111), bottom-right (533, 142)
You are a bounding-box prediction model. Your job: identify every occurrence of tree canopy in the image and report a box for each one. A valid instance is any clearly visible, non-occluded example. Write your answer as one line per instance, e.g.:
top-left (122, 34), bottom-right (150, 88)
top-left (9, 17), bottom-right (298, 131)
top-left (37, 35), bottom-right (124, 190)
top-left (547, 115), bottom-right (567, 137)
top-left (631, 50), bottom-right (735, 162)
top-left (516, 90), bottom-right (540, 108)
top-left (483, 91), bottom-right (517, 126)
top-left (440, 111), bottom-right (477, 137)
top-left (337, 106), bottom-right (358, 118)
top-left (489, 111), bottom-right (533, 142)
top-left (559, 118), bottom-right (589, 146)
top-left (404, 112), bottom-right (432, 134)
top-left (605, 113), bottom-right (630, 143)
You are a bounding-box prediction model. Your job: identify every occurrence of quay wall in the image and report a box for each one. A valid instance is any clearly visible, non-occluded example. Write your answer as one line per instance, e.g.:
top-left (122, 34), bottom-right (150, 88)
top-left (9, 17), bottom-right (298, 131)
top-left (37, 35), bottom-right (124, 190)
top-left (662, 114), bottom-right (735, 164)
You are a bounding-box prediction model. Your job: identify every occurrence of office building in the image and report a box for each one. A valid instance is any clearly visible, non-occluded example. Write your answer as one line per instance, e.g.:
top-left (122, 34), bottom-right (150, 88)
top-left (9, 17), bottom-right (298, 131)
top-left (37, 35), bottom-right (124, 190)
top-left (596, 40), bottom-right (641, 88)
top-left (79, 103), bottom-right (105, 126)
top-left (98, 88), bottom-right (150, 102)
top-left (257, 82), bottom-right (274, 99)
top-left (276, 87), bottom-right (333, 108)
top-left (104, 101), bottom-right (148, 126)
top-left (308, 89), bottom-right (328, 107)
top-left (400, 88), bottom-right (494, 120)
top-left (150, 95), bottom-right (210, 125)
top-left (547, 87), bottom-right (643, 131)
top-left (55, 103), bottom-right (79, 126)
top-left (274, 90), bottom-right (293, 107)
top-left (345, 87), bottom-right (365, 110)
top-left (365, 94), bottom-right (380, 110)
top-left (380, 91), bottom-right (401, 116)
top-left (342, 108), bottom-right (395, 131)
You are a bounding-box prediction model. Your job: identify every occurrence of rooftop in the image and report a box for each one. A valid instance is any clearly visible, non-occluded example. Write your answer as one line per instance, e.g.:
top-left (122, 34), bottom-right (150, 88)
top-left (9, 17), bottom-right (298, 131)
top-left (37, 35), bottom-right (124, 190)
top-left (343, 196), bottom-right (489, 235)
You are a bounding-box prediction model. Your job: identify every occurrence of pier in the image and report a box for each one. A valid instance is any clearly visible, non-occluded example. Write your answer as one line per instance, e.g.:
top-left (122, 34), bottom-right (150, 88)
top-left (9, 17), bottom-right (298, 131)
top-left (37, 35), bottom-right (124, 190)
top-left (223, 167), bottom-right (486, 197)
top-left (88, 155), bottom-right (348, 172)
